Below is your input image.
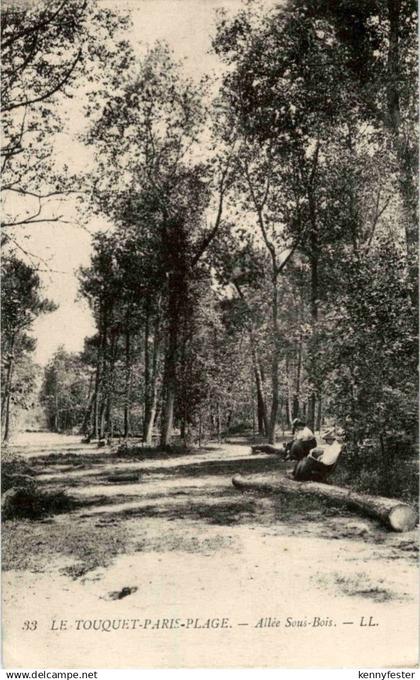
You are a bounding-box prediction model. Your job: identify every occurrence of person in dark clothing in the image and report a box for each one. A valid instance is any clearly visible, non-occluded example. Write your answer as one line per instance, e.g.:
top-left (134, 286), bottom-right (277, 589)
top-left (287, 419), bottom-right (317, 463)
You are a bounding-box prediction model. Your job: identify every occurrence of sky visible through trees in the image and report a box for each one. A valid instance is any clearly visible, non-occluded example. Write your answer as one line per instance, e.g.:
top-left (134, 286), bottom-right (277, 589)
top-left (9, 0), bottom-right (241, 365)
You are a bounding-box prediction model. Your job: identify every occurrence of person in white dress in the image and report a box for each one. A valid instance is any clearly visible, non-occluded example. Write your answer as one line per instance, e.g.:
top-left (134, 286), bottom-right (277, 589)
top-left (293, 430), bottom-right (344, 482)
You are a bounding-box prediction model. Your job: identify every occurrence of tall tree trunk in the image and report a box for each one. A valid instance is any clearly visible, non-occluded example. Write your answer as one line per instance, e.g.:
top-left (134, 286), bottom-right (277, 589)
top-left (179, 318), bottom-right (190, 447)
top-left (256, 385), bottom-right (266, 435)
top-left (98, 328), bottom-right (107, 441)
top-left (92, 347), bottom-right (101, 440)
top-left (278, 396), bottom-right (284, 435)
top-left (1, 360), bottom-right (12, 421)
top-left (99, 400), bottom-right (106, 439)
top-left (285, 399), bottom-right (291, 430)
top-left (233, 283), bottom-right (269, 437)
top-left (268, 272), bottom-right (279, 444)
top-left (1, 335), bottom-right (15, 442)
top-left (307, 397), bottom-right (316, 432)
top-left (105, 332), bottom-right (117, 443)
top-left (160, 281), bottom-right (180, 448)
top-left (105, 397), bottom-right (112, 443)
top-left (92, 312), bottom-right (107, 440)
top-left (81, 371), bottom-right (94, 435)
top-left (145, 313), bottom-right (161, 446)
top-left (250, 333), bottom-right (268, 436)
top-left (217, 402), bottom-right (221, 441)
top-left (3, 395), bottom-right (11, 442)
top-left (123, 318), bottom-right (132, 440)
top-left (198, 411), bottom-right (203, 448)
top-left (285, 354), bottom-right (294, 427)
top-left (316, 394), bottom-right (322, 433)
top-left (161, 371), bottom-right (175, 447)
top-left (143, 307), bottom-right (151, 440)
top-left (307, 251), bottom-right (318, 432)
top-left (294, 329), bottom-right (303, 419)
top-left (386, 0), bottom-right (401, 136)
top-left (307, 185), bottom-right (319, 432)
top-left (386, 0), bottom-right (416, 308)
top-left (54, 393), bottom-right (59, 432)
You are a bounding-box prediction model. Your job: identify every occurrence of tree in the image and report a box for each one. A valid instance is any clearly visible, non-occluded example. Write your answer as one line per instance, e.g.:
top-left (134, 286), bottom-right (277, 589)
top-left (324, 238), bottom-right (417, 442)
top-left (211, 0), bottom-right (417, 473)
top-left (79, 232), bottom-right (126, 440)
top-left (85, 43), bottom-right (233, 447)
top-left (1, 255), bottom-right (56, 440)
top-left (1, 0), bottom-right (131, 237)
top-left (301, 0), bottom-right (418, 254)
top-left (40, 347), bottom-right (91, 432)
top-left (213, 2), bottom-right (349, 435)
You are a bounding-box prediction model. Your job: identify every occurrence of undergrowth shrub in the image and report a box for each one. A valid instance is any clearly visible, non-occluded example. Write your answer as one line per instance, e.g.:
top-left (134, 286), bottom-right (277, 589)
top-left (334, 437), bottom-right (418, 503)
top-left (2, 454), bottom-right (76, 521)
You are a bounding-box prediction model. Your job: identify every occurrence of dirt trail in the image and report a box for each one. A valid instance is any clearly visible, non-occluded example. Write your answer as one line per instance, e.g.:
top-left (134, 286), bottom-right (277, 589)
top-left (2, 433), bottom-right (418, 668)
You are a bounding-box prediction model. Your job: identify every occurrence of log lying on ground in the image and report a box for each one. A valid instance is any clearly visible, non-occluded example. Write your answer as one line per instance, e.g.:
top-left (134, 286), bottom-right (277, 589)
top-left (105, 473), bottom-right (140, 484)
top-left (232, 473), bottom-right (418, 532)
top-left (251, 444), bottom-right (286, 456)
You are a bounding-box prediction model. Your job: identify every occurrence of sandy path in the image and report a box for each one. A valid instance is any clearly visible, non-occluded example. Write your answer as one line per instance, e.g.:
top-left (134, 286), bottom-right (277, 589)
top-left (2, 434), bottom-right (418, 668)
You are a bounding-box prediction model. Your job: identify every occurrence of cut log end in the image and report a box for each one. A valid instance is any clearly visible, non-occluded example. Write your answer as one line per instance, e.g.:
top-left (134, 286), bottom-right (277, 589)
top-left (231, 474), bottom-right (418, 533)
top-left (388, 504), bottom-right (418, 532)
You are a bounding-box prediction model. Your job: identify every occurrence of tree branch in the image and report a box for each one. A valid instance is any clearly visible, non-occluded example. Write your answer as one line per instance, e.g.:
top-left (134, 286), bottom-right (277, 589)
top-left (1, 105), bottom-right (29, 173)
top-left (3, 49), bottom-right (82, 113)
top-left (191, 144), bottom-right (236, 267)
top-left (365, 194), bottom-right (392, 250)
top-left (4, 187), bottom-right (80, 200)
top-left (243, 159), bottom-right (277, 266)
top-left (2, 214), bottom-right (71, 228)
top-left (2, 1), bottom-right (69, 50)
top-left (4, 237), bottom-right (58, 272)
top-left (276, 240), bottom-right (300, 275)
top-left (3, 30), bottom-right (40, 96)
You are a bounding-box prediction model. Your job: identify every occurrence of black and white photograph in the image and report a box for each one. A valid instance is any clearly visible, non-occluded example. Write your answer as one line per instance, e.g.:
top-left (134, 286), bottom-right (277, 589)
top-left (1, 0), bottom-right (418, 669)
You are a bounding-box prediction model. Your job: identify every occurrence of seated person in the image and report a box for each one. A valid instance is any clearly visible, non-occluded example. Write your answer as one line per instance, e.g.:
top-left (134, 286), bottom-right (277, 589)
top-left (293, 429), bottom-right (344, 482)
top-left (287, 418), bottom-right (317, 462)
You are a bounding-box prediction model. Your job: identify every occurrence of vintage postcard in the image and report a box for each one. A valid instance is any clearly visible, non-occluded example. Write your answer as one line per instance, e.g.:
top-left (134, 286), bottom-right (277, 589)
top-left (1, 0), bottom-right (418, 669)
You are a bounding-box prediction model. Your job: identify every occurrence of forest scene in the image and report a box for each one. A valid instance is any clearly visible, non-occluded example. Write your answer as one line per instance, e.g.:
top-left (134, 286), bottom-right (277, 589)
top-left (1, 0), bottom-right (418, 669)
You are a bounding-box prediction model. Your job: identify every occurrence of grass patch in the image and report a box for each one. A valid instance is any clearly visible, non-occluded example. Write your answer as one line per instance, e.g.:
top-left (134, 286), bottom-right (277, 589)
top-left (2, 517), bottom-right (131, 578)
top-left (2, 455), bottom-right (37, 492)
top-left (2, 453), bottom-right (77, 521)
top-left (2, 486), bottom-right (76, 521)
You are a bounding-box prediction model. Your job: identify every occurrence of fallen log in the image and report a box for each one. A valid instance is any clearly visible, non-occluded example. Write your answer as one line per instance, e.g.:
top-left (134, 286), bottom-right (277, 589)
top-left (251, 444), bottom-right (286, 456)
top-left (232, 473), bottom-right (418, 532)
top-left (105, 473), bottom-right (140, 484)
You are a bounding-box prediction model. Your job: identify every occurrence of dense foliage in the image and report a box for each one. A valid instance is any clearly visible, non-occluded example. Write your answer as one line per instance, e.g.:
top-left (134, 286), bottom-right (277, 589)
top-left (1, 0), bottom-right (129, 440)
top-left (1, 255), bottom-right (56, 441)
